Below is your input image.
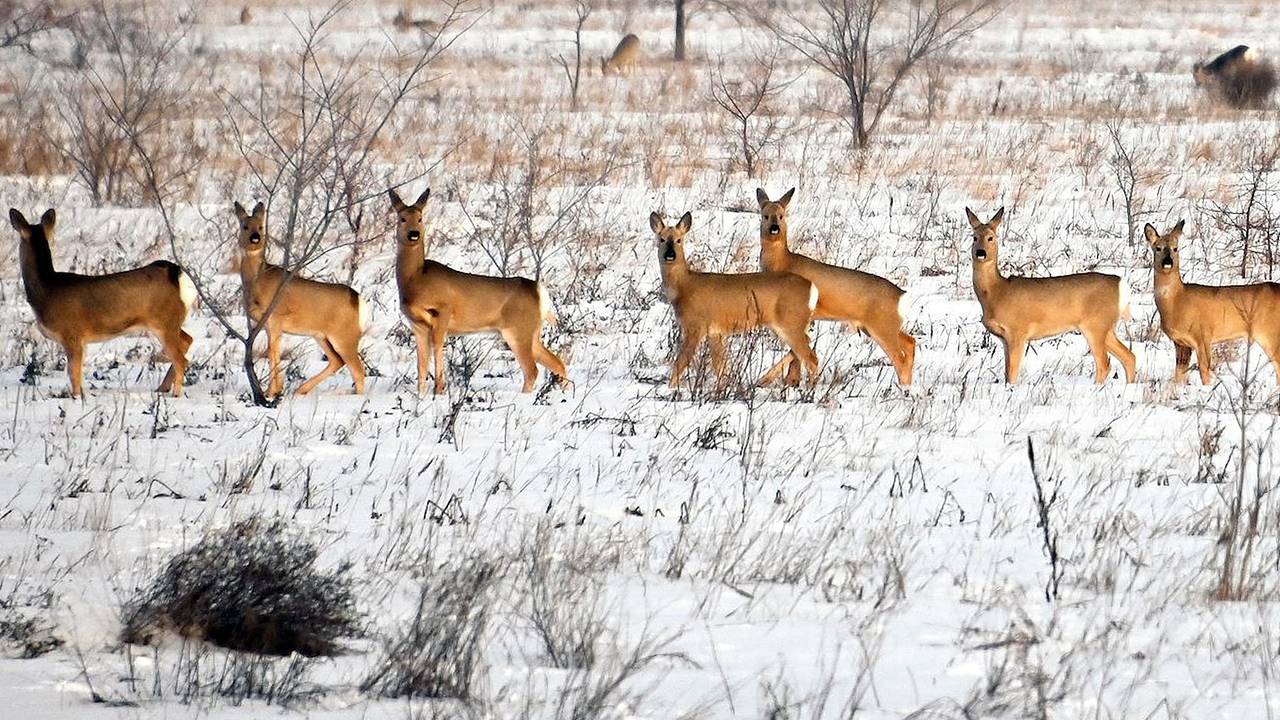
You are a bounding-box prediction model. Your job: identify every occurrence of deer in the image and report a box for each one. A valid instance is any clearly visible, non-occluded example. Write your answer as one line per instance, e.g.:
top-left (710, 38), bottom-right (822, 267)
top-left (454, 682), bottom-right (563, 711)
top-left (650, 210), bottom-right (820, 389)
top-left (601, 33), bottom-right (640, 76)
top-left (1146, 220), bottom-right (1280, 384)
top-left (756, 188), bottom-right (916, 386)
top-left (389, 188), bottom-right (568, 395)
top-left (392, 8), bottom-right (440, 34)
top-left (966, 207), bottom-right (1136, 384)
top-left (9, 208), bottom-right (195, 398)
top-left (239, 5), bottom-right (252, 24)
top-left (1193, 45), bottom-right (1276, 108)
top-left (233, 201), bottom-right (368, 397)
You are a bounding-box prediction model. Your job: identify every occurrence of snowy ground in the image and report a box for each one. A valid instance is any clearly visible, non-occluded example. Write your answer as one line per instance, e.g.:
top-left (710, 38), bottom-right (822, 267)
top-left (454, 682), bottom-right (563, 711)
top-left (1, 0), bottom-right (1280, 717)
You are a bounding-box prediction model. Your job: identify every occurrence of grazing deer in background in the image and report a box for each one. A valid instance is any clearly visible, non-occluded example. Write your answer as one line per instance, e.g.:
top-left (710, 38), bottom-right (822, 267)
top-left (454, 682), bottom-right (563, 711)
top-left (9, 208), bottom-right (195, 397)
top-left (1193, 45), bottom-right (1276, 108)
top-left (650, 211), bottom-right (820, 388)
top-left (756, 188), bottom-right (916, 386)
top-left (966, 207), bottom-right (1136, 384)
top-left (1146, 220), bottom-right (1280, 384)
top-left (389, 188), bottom-right (568, 394)
top-left (392, 8), bottom-right (440, 33)
top-left (233, 201), bottom-right (368, 397)
top-left (239, 5), bottom-right (252, 24)
top-left (601, 33), bottom-right (640, 76)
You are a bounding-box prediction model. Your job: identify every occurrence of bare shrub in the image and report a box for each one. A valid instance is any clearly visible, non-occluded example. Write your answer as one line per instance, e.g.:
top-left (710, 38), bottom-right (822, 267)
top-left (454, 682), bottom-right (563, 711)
top-left (361, 558), bottom-right (503, 700)
top-left (552, 628), bottom-right (693, 720)
top-left (1102, 118), bottom-right (1163, 248)
top-left (525, 523), bottom-right (615, 669)
top-left (0, 554), bottom-right (62, 659)
top-left (120, 518), bottom-right (360, 657)
top-left (707, 44), bottom-right (794, 177)
top-left (1200, 136), bottom-right (1280, 279)
top-left (753, 0), bottom-right (1001, 149)
top-left (554, 1), bottom-right (593, 111)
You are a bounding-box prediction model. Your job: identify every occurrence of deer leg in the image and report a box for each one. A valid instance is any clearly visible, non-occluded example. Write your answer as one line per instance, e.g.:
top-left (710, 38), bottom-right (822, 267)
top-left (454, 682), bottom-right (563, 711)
top-left (707, 335), bottom-right (729, 388)
top-left (1084, 328), bottom-right (1112, 384)
top-left (501, 327), bottom-right (539, 393)
top-left (412, 324), bottom-right (431, 395)
top-left (867, 324), bottom-right (916, 386)
top-left (158, 328), bottom-right (190, 397)
top-left (758, 354), bottom-right (795, 387)
top-left (1173, 343), bottom-right (1192, 384)
top-left (431, 323), bottom-right (449, 395)
top-left (775, 324), bottom-right (820, 388)
top-left (1106, 329), bottom-right (1137, 384)
top-left (266, 323), bottom-right (285, 398)
top-left (670, 327), bottom-right (705, 389)
top-left (1003, 333), bottom-right (1027, 383)
top-left (297, 338), bottom-right (345, 396)
top-left (64, 340), bottom-right (85, 398)
top-left (533, 340), bottom-right (569, 388)
top-left (1260, 339), bottom-right (1280, 385)
top-left (1196, 340), bottom-right (1214, 385)
top-left (334, 334), bottom-right (366, 395)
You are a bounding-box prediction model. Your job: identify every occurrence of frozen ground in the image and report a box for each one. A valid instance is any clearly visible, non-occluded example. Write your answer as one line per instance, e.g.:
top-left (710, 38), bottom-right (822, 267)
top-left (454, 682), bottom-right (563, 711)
top-left (1, 0), bottom-right (1279, 717)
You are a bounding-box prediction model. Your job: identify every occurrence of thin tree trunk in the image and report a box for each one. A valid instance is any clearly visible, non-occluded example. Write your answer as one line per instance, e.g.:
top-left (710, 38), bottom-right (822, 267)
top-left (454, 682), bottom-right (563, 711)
top-left (674, 0), bottom-right (686, 61)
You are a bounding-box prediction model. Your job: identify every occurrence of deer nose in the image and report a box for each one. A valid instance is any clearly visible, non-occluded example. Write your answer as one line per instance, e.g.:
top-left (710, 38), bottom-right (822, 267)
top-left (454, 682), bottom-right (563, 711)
top-left (249, 231), bottom-right (261, 243)
top-left (974, 248), bottom-right (988, 260)
top-left (407, 229), bottom-right (421, 241)
top-left (768, 223), bottom-right (781, 235)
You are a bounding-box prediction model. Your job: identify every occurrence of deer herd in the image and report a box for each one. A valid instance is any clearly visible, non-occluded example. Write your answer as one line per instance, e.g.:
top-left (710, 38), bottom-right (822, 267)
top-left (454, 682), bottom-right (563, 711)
top-left (7, 187), bottom-right (1280, 400)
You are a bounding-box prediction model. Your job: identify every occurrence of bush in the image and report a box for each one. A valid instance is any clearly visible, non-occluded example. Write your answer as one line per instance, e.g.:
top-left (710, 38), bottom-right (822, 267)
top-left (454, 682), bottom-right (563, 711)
top-left (120, 518), bottom-right (359, 657)
top-left (361, 558), bottom-right (503, 700)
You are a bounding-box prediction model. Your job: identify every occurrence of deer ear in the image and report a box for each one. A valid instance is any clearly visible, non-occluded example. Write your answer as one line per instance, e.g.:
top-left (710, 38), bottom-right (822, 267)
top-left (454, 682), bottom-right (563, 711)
top-left (414, 188), bottom-right (431, 208)
top-left (1143, 223), bottom-right (1160, 245)
top-left (778, 188), bottom-right (795, 209)
top-left (233, 201), bottom-right (248, 221)
top-left (676, 211), bottom-right (693, 233)
top-left (649, 211), bottom-right (664, 234)
top-left (9, 208), bottom-right (27, 231)
top-left (964, 207), bottom-right (981, 229)
top-left (755, 188), bottom-right (770, 206)
top-left (251, 202), bottom-right (265, 218)
top-left (388, 188), bottom-right (405, 210)
top-left (990, 207), bottom-right (1004, 228)
top-left (40, 208), bottom-right (55, 229)
top-left (1171, 219), bottom-right (1186, 239)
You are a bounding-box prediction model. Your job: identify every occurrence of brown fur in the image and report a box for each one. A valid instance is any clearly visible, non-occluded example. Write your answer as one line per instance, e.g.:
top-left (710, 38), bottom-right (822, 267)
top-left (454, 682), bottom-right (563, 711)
top-left (392, 9), bottom-right (439, 33)
top-left (389, 188), bottom-right (568, 394)
top-left (651, 210), bottom-right (819, 388)
top-left (10, 208), bottom-right (194, 397)
top-left (601, 33), bottom-right (640, 76)
top-left (967, 207), bottom-right (1136, 384)
top-left (1147, 220), bottom-right (1280, 384)
top-left (233, 201), bottom-right (366, 398)
top-left (239, 6), bottom-right (251, 24)
top-left (757, 188), bottom-right (916, 386)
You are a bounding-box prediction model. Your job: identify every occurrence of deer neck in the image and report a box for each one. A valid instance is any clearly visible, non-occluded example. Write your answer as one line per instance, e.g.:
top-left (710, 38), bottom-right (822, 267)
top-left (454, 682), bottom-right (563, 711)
top-left (760, 229), bottom-right (793, 272)
top-left (239, 249), bottom-right (268, 284)
top-left (659, 258), bottom-right (690, 303)
top-left (972, 251), bottom-right (1006, 305)
top-left (1153, 262), bottom-right (1184, 303)
top-left (18, 233), bottom-right (56, 311)
top-left (396, 241), bottom-right (425, 289)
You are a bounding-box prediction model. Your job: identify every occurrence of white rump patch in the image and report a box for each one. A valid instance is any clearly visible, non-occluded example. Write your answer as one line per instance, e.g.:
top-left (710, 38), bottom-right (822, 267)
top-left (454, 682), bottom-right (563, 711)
top-left (1118, 279), bottom-right (1132, 320)
top-left (538, 283), bottom-right (558, 324)
top-left (358, 295), bottom-right (371, 333)
top-left (178, 271), bottom-right (198, 314)
top-left (808, 283), bottom-right (819, 311)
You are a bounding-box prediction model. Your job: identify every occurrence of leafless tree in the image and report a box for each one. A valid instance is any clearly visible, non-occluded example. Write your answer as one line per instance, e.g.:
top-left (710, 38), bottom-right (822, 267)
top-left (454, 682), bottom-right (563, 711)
top-left (752, 0), bottom-right (1001, 149)
top-left (554, 1), bottom-right (592, 111)
top-left (1201, 138), bottom-right (1280, 278)
top-left (1102, 117), bottom-right (1163, 248)
top-left (108, 0), bottom-right (478, 405)
top-left (708, 44), bottom-right (794, 177)
top-left (48, 3), bottom-right (202, 207)
top-left (0, 1), bottom-right (75, 54)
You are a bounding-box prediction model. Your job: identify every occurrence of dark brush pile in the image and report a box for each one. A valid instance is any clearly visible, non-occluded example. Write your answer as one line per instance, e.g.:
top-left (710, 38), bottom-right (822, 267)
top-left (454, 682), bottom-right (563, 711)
top-left (121, 518), bottom-right (359, 657)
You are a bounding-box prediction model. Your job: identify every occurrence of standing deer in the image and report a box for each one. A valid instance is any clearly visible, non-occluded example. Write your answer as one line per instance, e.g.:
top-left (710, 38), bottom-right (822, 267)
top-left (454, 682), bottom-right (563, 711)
top-left (601, 33), bottom-right (640, 76)
top-left (233, 201), bottom-right (368, 397)
top-left (651, 210), bottom-right (820, 388)
top-left (389, 188), bottom-right (568, 394)
top-left (1193, 45), bottom-right (1276, 108)
top-left (1146, 220), bottom-right (1280, 384)
top-left (756, 188), bottom-right (915, 385)
top-left (9, 208), bottom-right (195, 397)
top-left (967, 207), bottom-right (1136, 384)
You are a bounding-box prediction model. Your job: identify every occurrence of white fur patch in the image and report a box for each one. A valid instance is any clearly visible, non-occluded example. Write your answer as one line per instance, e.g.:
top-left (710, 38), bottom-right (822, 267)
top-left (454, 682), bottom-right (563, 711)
top-left (898, 291), bottom-right (911, 321)
top-left (1118, 279), bottom-right (1132, 320)
top-left (178, 271), bottom-right (198, 314)
top-left (357, 295), bottom-right (371, 333)
top-left (538, 283), bottom-right (558, 324)
top-left (1246, 47), bottom-right (1260, 64)
top-left (808, 283), bottom-right (819, 311)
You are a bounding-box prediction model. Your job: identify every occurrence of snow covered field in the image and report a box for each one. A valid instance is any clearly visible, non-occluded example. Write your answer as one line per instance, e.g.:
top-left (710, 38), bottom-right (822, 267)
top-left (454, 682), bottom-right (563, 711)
top-left (1, 0), bottom-right (1279, 717)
